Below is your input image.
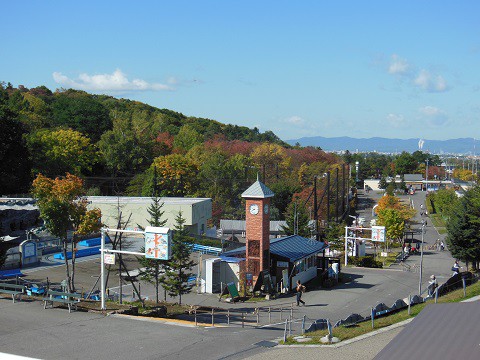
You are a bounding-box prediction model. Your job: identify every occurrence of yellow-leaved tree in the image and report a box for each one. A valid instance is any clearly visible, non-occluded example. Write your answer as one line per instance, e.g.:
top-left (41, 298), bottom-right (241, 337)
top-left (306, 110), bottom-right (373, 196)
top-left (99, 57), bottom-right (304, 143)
top-left (32, 173), bottom-right (101, 292)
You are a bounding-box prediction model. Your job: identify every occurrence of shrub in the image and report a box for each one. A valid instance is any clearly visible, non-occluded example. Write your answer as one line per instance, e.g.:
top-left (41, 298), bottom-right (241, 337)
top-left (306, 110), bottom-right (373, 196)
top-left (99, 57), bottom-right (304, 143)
top-left (348, 255), bottom-right (383, 268)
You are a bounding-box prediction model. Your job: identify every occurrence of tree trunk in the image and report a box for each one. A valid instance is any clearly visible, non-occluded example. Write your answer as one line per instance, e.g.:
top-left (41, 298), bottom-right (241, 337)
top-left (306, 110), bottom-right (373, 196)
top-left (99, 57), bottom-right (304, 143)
top-left (62, 238), bottom-right (72, 292)
top-left (71, 234), bottom-right (77, 292)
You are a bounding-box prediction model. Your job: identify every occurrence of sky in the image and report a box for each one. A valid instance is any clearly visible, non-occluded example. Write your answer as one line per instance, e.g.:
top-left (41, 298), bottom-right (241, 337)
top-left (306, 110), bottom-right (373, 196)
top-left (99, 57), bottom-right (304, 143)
top-left (1, 1), bottom-right (479, 142)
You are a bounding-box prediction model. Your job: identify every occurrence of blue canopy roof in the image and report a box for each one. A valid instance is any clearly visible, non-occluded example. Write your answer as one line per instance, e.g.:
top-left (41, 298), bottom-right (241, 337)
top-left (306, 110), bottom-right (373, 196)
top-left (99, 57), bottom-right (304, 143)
top-left (221, 235), bottom-right (327, 262)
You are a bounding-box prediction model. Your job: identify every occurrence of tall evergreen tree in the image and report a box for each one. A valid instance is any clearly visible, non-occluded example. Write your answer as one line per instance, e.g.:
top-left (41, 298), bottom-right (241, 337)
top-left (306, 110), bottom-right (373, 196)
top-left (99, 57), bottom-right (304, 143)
top-left (378, 176), bottom-right (387, 190)
top-left (281, 201), bottom-right (311, 237)
top-left (138, 167), bottom-right (168, 303)
top-left (163, 211), bottom-right (196, 304)
top-left (446, 186), bottom-right (480, 269)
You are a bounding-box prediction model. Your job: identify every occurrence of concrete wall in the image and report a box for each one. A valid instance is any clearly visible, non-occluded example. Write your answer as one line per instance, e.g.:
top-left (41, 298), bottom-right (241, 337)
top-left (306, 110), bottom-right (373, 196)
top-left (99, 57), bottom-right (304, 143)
top-left (87, 197), bottom-right (212, 235)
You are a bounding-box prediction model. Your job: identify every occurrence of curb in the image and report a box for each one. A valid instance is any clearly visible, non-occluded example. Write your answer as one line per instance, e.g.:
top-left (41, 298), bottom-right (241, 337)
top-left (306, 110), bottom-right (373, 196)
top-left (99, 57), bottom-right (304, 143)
top-left (276, 318), bottom-right (413, 348)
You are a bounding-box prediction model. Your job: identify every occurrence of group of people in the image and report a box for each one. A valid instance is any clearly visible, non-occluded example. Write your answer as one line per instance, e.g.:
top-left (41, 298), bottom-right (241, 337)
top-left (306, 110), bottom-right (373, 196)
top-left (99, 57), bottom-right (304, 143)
top-left (428, 261), bottom-right (461, 297)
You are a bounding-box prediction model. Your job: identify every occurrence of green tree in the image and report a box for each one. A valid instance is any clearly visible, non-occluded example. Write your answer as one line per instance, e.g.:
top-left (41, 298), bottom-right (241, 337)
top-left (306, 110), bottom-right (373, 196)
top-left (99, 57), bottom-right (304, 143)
top-left (0, 107), bottom-right (32, 195)
top-left (51, 91), bottom-right (112, 141)
top-left (377, 208), bottom-right (405, 250)
top-left (26, 129), bottom-right (98, 177)
top-left (324, 221), bottom-right (345, 251)
top-left (173, 124), bottom-right (204, 153)
top-left (163, 212), bottom-right (196, 304)
top-left (378, 176), bottom-right (387, 190)
top-left (281, 201), bottom-right (311, 237)
top-left (138, 187), bottom-right (168, 303)
top-left (446, 186), bottom-right (480, 269)
top-left (32, 173), bottom-right (102, 291)
top-left (394, 152), bottom-right (417, 175)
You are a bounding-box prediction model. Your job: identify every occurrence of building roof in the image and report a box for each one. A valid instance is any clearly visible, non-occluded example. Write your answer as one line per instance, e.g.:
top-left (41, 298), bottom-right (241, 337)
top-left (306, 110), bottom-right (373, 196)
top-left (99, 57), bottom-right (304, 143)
top-left (87, 196), bottom-right (211, 206)
top-left (404, 174), bottom-right (424, 182)
top-left (222, 234), bottom-right (328, 262)
top-left (241, 179), bottom-right (275, 198)
top-left (374, 303), bottom-right (480, 359)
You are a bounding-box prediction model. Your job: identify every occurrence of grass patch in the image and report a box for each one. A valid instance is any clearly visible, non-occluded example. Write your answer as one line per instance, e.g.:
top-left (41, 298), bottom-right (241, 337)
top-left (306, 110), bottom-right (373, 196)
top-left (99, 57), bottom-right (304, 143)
top-left (282, 278), bottom-right (480, 344)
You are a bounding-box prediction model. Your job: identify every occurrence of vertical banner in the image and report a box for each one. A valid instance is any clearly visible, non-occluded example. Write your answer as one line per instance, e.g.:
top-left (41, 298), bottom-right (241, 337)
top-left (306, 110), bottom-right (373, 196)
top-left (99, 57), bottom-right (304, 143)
top-left (145, 226), bottom-right (171, 260)
top-left (371, 226), bottom-right (386, 242)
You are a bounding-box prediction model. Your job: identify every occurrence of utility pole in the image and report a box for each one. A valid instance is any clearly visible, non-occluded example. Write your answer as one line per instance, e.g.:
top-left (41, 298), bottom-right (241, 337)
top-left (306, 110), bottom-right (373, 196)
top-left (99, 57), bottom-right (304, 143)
top-left (419, 224), bottom-right (425, 295)
top-left (335, 167), bottom-right (339, 222)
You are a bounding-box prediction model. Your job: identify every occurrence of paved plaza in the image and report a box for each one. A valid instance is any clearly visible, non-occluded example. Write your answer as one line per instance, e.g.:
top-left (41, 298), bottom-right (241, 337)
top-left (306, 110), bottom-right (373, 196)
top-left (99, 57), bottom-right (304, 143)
top-left (0, 189), bottom-right (460, 359)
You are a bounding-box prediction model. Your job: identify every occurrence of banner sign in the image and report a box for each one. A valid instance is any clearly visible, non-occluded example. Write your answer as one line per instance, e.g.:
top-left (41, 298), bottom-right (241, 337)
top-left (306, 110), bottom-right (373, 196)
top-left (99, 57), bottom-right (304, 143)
top-left (104, 253), bottom-right (115, 265)
top-left (246, 273), bottom-right (253, 287)
top-left (371, 226), bottom-right (386, 242)
top-left (145, 226), bottom-right (171, 260)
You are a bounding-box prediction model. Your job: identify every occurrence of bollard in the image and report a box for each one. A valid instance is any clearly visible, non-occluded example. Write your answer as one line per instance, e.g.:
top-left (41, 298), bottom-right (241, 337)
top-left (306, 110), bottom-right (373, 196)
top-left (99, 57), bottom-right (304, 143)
top-left (462, 277), bottom-right (466, 298)
top-left (242, 312), bottom-right (245, 328)
top-left (290, 303), bottom-right (293, 320)
top-left (408, 295), bottom-right (411, 315)
top-left (256, 308), bottom-right (259, 324)
top-left (195, 308), bottom-right (197, 326)
top-left (211, 308), bottom-right (214, 327)
top-left (371, 308), bottom-right (375, 329)
top-left (227, 309), bottom-right (230, 325)
top-left (435, 288), bottom-right (439, 303)
top-left (302, 315), bottom-right (306, 334)
top-left (288, 318), bottom-right (291, 336)
top-left (268, 307), bottom-right (271, 324)
top-left (327, 319), bottom-right (333, 341)
top-left (283, 319), bottom-right (288, 343)
top-left (138, 282), bottom-right (141, 298)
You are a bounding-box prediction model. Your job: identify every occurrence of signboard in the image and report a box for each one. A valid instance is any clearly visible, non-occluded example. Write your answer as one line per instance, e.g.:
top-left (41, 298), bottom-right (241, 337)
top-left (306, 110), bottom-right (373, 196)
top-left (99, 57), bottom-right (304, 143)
top-left (24, 242), bottom-right (36, 258)
top-left (277, 261), bottom-right (289, 268)
top-left (246, 273), bottom-right (253, 287)
top-left (282, 269), bottom-right (289, 292)
top-left (371, 226), bottom-right (386, 242)
top-left (227, 282), bottom-right (239, 298)
top-left (104, 253), bottom-right (115, 265)
top-left (145, 226), bottom-right (171, 260)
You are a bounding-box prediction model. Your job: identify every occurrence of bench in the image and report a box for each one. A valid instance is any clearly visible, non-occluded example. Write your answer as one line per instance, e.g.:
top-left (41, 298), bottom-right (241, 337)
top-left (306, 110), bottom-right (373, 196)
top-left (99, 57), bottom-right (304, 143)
top-left (43, 290), bottom-right (82, 313)
top-left (0, 282), bottom-right (26, 303)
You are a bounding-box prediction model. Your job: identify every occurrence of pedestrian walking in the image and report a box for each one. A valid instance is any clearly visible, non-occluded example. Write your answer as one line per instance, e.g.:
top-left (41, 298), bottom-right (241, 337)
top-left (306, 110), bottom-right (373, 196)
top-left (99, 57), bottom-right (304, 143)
top-left (440, 241), bottom-right (445, 251)
top-left (296, 280), bottom-right (306, 306)
top-left (452, 260), bottom-right (460, 276)
top-left (428, 275), bottom-right (437, 297)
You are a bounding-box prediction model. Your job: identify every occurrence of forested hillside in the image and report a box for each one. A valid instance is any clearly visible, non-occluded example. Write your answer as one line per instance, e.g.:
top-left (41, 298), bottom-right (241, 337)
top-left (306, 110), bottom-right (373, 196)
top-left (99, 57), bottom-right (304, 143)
top-left (0, 82), bottom-right (343, 223)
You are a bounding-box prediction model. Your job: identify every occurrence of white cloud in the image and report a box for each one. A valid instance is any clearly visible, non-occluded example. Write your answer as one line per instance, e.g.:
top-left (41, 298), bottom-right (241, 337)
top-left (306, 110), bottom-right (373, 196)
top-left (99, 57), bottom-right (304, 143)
top-left (53, 69), bottom-right (172, 92)
top-left (284, 115), bottom-right (305, 125)
top-left (414, 70), bottom-right (448, 92)
top-left (386, 113), bottom-right (407, 127)
top-left (385, 54), bottom-right (449, 93)
top-left (388, 54), bottom-right (410, 75)
top-left (419, 106), bottom-right (448, 126)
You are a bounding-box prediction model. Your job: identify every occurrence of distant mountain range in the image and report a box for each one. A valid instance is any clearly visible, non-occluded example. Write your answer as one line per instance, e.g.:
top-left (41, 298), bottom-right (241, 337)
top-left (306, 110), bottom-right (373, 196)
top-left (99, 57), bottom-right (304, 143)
top-left (286, 136), bottom-right (478, 154)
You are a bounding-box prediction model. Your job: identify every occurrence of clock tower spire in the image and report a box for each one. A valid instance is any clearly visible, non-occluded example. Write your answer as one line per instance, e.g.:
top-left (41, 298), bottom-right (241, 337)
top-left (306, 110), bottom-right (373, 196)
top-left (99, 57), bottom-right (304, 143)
top-left (241, 176), bottom-right (274, 278)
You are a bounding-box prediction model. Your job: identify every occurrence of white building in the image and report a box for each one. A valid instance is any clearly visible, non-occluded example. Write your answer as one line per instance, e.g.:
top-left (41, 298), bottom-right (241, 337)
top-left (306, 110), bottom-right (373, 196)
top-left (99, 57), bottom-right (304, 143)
top-left (87, 196), bottom-right (212, 235)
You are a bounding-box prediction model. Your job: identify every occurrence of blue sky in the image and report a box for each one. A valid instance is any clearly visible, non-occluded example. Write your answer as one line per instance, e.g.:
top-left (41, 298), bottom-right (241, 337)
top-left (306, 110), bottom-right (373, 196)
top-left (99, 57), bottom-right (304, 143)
top-left (2, 1), bottom-right (479, 142)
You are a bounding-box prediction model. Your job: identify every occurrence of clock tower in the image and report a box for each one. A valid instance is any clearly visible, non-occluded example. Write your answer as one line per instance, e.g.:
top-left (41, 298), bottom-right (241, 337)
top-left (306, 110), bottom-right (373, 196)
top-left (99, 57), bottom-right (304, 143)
top-left (241, 176), bottom-right (274, 278)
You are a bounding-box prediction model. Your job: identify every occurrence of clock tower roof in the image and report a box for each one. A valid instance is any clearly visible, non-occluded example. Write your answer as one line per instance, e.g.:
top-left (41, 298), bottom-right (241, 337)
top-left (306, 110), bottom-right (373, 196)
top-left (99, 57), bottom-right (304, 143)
top-left (241, 177), bottom-right (275, 199)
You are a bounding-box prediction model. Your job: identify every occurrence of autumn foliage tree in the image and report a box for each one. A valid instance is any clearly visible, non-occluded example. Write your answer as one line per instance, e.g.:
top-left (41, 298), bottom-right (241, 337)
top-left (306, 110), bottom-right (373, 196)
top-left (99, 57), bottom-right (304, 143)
top-left (32, 173), bottom-right (101, 291)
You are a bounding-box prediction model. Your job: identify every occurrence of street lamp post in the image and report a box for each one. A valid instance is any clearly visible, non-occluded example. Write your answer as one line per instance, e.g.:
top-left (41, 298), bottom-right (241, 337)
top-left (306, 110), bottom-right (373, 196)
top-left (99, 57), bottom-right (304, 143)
top-left (418, 224), bottom-right (425, 295)
top-left (425, 160), bottom-right (429, 191)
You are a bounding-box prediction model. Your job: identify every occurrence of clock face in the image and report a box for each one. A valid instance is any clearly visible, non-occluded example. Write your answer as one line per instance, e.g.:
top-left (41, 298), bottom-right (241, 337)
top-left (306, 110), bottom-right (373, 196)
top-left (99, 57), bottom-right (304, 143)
top-left (249, 203), bottom-right (259, 215)
top-left (264, 204), bottom-right (269, 214)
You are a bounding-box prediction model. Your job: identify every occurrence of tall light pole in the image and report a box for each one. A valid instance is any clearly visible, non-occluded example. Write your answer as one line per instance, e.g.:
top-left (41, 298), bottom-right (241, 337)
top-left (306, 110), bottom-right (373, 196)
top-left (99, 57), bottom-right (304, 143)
top-left (418, 223), bottom-right (425, 295)
top-left (425, 159), bottom-right (429, 191)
